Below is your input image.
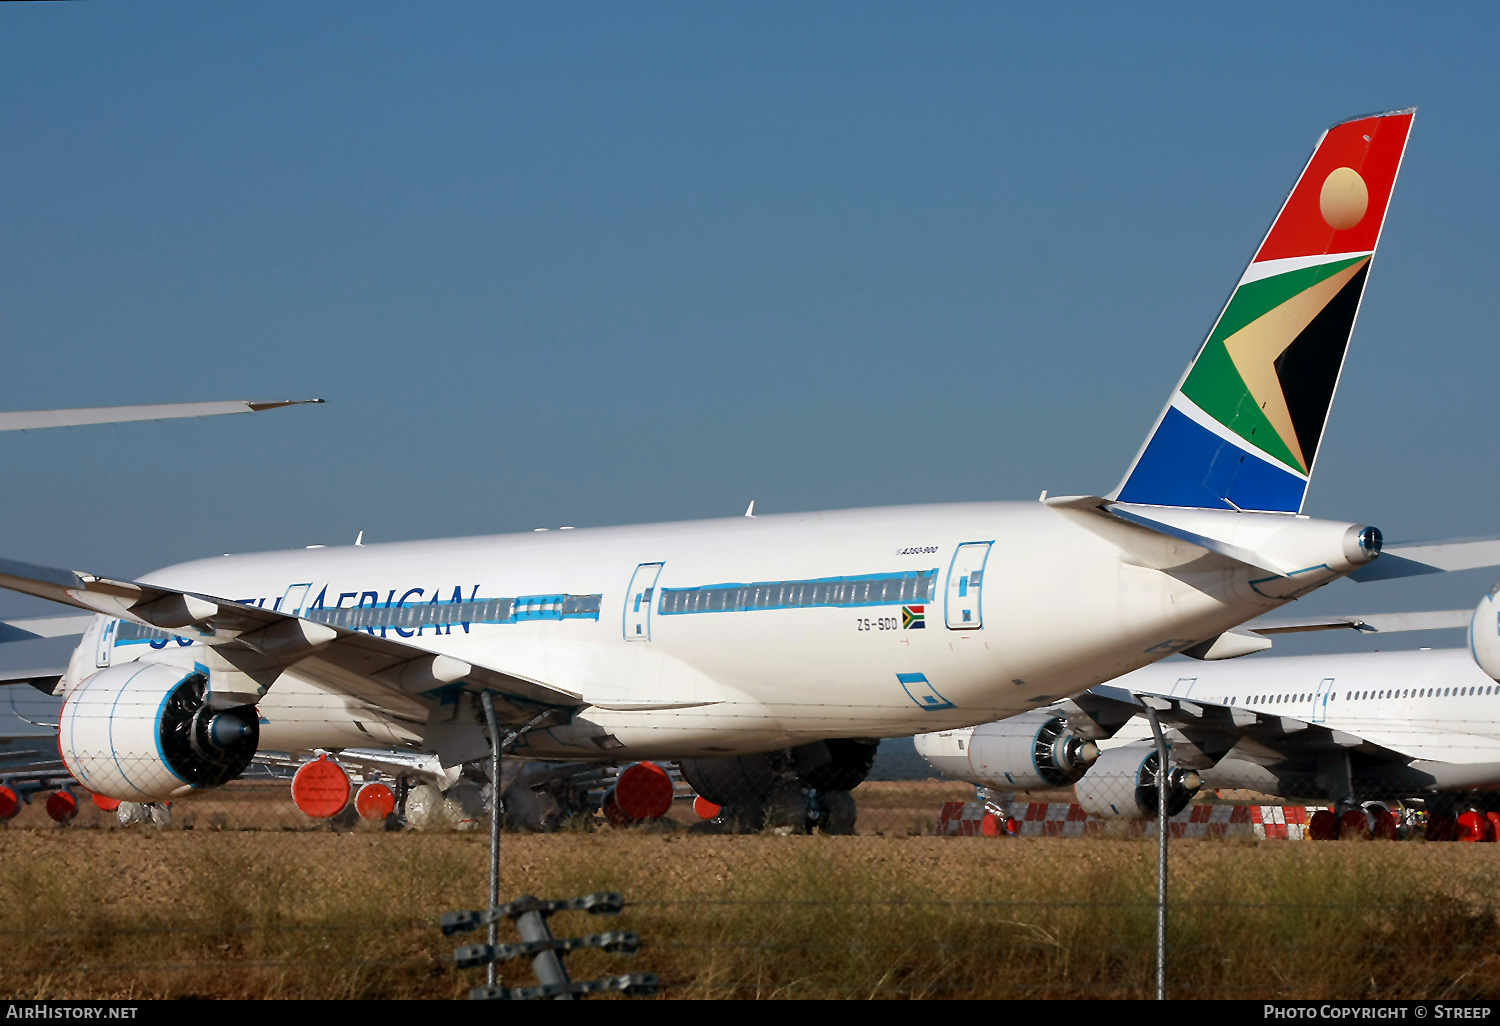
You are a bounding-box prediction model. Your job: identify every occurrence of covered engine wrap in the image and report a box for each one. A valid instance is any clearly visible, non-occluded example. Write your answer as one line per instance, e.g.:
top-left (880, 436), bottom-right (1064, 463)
top-left (1074, 741), bottom-right (1199, 819)
top-left (914, 713), bottom-right (1098, 790)
top-left (59, 663), bottom-right (259, 801)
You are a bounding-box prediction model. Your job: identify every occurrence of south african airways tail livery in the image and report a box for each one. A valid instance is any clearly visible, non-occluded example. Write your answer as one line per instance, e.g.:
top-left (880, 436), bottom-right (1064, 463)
top-left (0, 108), bottom-right (1462, 807)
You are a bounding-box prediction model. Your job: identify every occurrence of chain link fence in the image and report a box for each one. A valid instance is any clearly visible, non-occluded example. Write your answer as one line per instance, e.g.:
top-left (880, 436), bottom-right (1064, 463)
top-left (7, 695), bottom-right (1500, 999)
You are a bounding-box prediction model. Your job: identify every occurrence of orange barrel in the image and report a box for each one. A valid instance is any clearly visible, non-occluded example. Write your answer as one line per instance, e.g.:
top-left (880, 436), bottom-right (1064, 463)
top-left (1369, 807), bottom-right (1398, 841)
top-left (1308, 809), bottom-right (1339, 841)
top-left (1426, 813), bottom-right (1457, 842)
top-left (45, 790), bottom-right (78, 823)
top-left (980, 813), bottom-right (1002, 837)
top-left (0, 785), bottom-right (19, 821)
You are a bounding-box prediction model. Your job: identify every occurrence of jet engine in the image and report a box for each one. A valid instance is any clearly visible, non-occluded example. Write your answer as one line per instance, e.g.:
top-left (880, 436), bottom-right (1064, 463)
top-left (914, 713), bottom-right (1098, 790)
top-left (678, 738), bottom-right (880, 833)
top-left (679, 739), bottom-right (878, 805)
top-left (1074, 742), bottom-right (1200, 819)
top-left (59, 663), bottom-right (259, 801)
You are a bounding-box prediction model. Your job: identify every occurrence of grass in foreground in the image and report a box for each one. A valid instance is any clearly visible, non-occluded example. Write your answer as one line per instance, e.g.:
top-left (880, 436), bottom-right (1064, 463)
top-left (1, 829), bottom-right (1498, 999)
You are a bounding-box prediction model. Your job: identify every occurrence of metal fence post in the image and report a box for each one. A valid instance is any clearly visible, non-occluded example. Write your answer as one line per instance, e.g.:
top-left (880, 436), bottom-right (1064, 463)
top-left (1144, 702), bottom-right (1168, 1001)
top-left (483, 693), bottom-right (502, 988)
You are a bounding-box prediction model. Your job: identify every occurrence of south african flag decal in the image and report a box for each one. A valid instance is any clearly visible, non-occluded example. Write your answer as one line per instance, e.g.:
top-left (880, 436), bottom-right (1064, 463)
top-left (902, 605), bottom-right (925, 629)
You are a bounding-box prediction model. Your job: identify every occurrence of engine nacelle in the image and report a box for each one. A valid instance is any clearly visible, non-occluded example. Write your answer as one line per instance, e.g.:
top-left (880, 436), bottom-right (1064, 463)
top-left (1472, 581), bottom-right (1500, 682)
top-left (59, 663), bottom-right (259, 801)
top-left (1074, 742), bottom-right (1200, 820)
top-left (914, 713), bottom-right (1098, 790)
top-left (680, 738), bottom-right (880, 807)
top-left (678, 751), bottom-right (783, 806)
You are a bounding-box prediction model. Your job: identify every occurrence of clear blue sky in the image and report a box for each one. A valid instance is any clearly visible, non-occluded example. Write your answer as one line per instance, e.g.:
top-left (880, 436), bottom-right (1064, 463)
top-left (1, 4), bottom-right (1496, 664)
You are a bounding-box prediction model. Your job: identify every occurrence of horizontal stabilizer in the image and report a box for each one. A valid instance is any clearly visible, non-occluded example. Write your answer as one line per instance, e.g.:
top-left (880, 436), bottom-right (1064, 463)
top-left (0, 399), bottom-right (324, 432)
top-left (1046, 495), bottom-right (1376, 580)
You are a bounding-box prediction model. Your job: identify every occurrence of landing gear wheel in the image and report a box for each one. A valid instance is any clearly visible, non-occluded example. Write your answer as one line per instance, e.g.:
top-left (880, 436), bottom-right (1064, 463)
top-left (816, 789), bottom-right (857, 835)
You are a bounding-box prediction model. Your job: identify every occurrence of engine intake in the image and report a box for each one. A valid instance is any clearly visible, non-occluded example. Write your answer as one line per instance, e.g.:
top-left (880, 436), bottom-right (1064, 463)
top-left (1074, 742), bottom-right (1200, 819)
top-left (60, 663), bottom-right (259, 801)
top-left (915, 713), bottom-right (1098, 790)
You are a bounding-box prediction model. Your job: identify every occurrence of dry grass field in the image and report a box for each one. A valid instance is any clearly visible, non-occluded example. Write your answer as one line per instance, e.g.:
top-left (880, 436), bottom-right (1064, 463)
top-left (3, 821), bottom-right (1500, 1000)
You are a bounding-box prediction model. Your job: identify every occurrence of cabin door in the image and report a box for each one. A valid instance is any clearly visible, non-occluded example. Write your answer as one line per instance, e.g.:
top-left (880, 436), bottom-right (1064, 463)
top-left (624, 563), bottom-right (664, 641)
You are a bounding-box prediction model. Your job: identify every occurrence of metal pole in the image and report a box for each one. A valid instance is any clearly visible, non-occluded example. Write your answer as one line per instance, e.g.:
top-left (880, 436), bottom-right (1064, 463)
top-left (1144, 703), bottom-right (1169, 1001)
top-left (483, 693), bottom-right (502, 988)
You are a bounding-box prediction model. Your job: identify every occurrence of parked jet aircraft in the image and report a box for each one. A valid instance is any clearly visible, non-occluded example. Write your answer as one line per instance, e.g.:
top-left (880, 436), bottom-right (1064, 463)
top-left (914, 582), bottom-right (1500, 823)
top-left (2, 108), bottom-right (1489, 821)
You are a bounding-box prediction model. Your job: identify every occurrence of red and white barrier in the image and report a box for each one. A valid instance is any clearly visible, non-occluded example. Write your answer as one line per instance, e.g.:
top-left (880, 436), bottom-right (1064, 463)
top-left (938, 801), bottom-right (1331, 839)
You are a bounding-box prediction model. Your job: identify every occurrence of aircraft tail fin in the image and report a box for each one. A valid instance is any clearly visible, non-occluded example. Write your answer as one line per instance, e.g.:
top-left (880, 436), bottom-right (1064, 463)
top-left (1113, 109), bottom-right (1415, 513)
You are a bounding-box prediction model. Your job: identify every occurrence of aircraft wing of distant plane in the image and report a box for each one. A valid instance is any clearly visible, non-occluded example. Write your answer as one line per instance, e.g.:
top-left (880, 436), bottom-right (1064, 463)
top-left (1348, 537), bottom-right (1500, 582)
top-left (0, 557), bottom-right (585, 727)
top-left (1063, 684), bottom-right (1418, 766)
top-left (1242, 609), bottom-right (1472, 635)
top-left (0, 398), bottom-right (324, 431)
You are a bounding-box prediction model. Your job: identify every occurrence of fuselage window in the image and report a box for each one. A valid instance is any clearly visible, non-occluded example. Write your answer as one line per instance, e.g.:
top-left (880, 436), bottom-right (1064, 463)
top-left (659, 569), bottom-right (938, 615)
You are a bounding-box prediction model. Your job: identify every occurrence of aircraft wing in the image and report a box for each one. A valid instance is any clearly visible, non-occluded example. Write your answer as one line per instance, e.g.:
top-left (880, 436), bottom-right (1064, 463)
top-left (0, 667), bottom-right (66, 695)
top-left (0, 557), bottom-right (584, 727)
top-left (0, 399), bottom-right (323, 432)
top-left (1063, 684), bottom-right (1417, 767)
top-left (0, 615), bottom-right (95, 645)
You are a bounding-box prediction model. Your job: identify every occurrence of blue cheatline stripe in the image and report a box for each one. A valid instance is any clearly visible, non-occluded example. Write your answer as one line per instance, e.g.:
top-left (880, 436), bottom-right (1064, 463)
top-left (303, 594), bottom-right (601, 629)
top-left (115, 594), bottom-right (604, 646)
top-left (1117, 406), bottom-right (1307, 513)
top-left (658, 570), bottom-right (938, 616)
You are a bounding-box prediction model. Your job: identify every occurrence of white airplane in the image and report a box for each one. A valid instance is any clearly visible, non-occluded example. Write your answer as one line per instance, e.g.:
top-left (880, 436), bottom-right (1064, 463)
top-left (914, 584), bottom-right (1500, 829)
top-left (0, 108), bottom-right (1488, 821)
